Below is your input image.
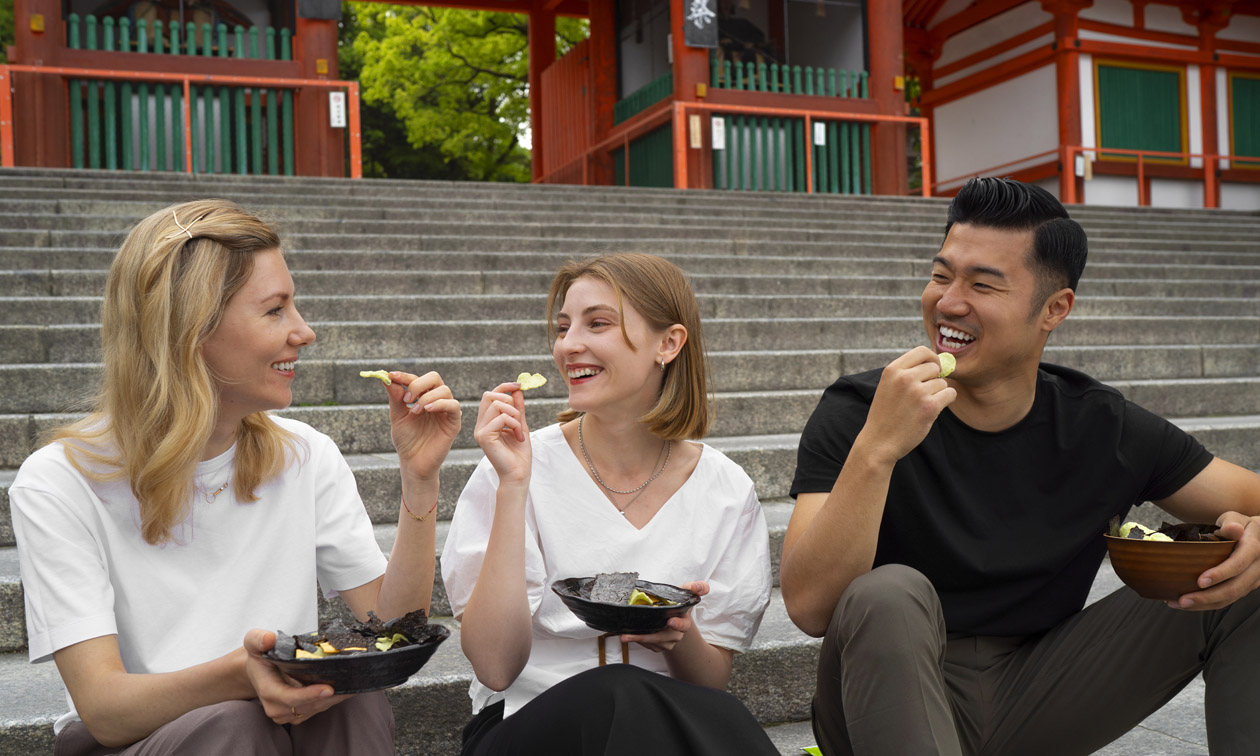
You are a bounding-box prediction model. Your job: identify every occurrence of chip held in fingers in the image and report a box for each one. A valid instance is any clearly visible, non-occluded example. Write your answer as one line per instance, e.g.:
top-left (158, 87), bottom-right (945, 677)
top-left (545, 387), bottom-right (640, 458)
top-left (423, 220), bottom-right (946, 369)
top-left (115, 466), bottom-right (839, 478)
top-left (359, 369), bottom-right (392, 386)
top-left (937, 353), bottom-right (956, 378)
top-left (516, 372), bottom-right (547, 391)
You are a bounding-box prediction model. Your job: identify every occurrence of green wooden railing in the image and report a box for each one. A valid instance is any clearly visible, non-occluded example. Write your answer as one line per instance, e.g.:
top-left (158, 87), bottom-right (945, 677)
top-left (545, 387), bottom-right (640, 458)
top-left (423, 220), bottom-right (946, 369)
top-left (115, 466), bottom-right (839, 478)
top-left (714, 116), bottom-right (871, 194)
top-left (612, 125), bottom-right (674, 188)
top-left (711, 59), bottom-right (868, 98)
top-left (614, 72), bottom-right (674, 126)
top-left (67, 14), bottom-right (291, 60)
top-left (66, 14), bottom-right (294, 174)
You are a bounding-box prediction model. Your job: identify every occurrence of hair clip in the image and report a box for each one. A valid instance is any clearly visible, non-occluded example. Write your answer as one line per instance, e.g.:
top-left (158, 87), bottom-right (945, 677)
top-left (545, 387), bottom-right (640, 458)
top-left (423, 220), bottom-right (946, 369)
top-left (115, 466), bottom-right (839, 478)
top-left (166, 210), bottom-right (207, 241)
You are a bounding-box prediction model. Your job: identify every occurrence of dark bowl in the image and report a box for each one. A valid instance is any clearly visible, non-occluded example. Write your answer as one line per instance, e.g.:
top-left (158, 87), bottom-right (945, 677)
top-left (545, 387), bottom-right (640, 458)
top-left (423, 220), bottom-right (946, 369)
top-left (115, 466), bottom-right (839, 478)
top-left (1104, 535), bottom-right (1237, 600)
top-left (266, 624), bottom-right (449, 694)
top-left (551, 577), bottom-right (700, 634)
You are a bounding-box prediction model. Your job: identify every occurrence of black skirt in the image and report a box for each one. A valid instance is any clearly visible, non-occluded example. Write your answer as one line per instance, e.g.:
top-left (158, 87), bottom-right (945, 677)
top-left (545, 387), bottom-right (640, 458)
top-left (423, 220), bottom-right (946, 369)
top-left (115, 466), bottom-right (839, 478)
top-left (461, 665), bottom-right (779, 756)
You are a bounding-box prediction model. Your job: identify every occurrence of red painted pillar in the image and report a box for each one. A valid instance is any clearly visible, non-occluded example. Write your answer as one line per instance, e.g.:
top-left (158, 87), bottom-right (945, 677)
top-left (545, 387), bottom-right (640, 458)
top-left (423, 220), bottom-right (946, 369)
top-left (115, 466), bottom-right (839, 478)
top-left (868, 0), bottom-right (906, 196)
top-left (12, 0), bottom-right (69, 167)
top-left (588, 0), bottom-right (617, 185)
top-left (1043, 0), bottom-right (1089, 203)
top-left (904, 27), bottom-right (941, 195)
top-left (529, 3), bottom-right (556, 182)
top-left (294, 16), bottom-right (342, 177)
top-left (1184, 2), bottom-right (1230, 208)
top-left (669, 0), bottom-right (711, 189)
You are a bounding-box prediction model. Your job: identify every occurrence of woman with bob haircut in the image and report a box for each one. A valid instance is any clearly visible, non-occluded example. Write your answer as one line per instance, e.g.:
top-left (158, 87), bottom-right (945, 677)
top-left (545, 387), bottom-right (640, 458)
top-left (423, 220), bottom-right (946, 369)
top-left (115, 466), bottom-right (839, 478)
top-left (11, 199), bottom-right (460, 755)
top-left (442, 252), bottom-right (777, 755)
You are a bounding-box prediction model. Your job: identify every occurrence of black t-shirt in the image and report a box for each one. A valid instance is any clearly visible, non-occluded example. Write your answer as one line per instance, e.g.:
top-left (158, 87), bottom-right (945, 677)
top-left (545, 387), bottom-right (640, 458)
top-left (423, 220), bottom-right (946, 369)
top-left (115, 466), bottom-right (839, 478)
top-left (790, 364), bottom-right (1214, 637)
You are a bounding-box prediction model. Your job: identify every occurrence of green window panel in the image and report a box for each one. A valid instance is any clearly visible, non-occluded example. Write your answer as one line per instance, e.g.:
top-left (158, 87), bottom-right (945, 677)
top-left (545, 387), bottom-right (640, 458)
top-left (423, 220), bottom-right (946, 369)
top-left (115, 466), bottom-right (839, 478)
top-left (1231, 74), bottom-right (1260, 160)
top-left (612, 125), bottom-right (674, 188)
top-left (1096, 63), bottom-right (1183, 157)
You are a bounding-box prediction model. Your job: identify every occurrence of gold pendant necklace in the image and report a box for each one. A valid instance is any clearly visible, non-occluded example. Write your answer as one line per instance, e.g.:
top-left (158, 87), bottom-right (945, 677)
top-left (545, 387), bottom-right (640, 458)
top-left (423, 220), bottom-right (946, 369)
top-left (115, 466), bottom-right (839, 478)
top-left (198, 480), bottom-right (230, 503)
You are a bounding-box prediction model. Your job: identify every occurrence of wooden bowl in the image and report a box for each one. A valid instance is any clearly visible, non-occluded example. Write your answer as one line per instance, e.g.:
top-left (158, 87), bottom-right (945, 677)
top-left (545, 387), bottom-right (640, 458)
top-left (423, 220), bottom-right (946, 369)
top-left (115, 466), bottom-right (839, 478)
top-left (1104, 535), bottom-right (1236, 600)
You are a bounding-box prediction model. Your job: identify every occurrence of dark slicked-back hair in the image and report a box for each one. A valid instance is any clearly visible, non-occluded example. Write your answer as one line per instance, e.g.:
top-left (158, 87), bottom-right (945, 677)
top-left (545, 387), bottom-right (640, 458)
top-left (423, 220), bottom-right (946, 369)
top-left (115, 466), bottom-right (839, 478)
top-left (945, 177), bottom-right (1088, 308)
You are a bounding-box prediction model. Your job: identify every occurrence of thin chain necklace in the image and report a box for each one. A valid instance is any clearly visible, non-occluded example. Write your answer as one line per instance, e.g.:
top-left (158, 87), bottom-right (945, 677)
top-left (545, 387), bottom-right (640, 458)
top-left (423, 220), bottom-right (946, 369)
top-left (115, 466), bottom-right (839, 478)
top-left (578, 415), bottom-right (672, 510)
top-left (197, 480), bottom-right (230, 503)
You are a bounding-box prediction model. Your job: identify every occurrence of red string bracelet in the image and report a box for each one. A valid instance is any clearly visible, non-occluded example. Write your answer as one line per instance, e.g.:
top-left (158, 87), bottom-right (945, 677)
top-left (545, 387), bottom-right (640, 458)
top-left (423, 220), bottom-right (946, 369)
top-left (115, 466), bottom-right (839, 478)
top-left (401, 494), bottom-right (439, 522)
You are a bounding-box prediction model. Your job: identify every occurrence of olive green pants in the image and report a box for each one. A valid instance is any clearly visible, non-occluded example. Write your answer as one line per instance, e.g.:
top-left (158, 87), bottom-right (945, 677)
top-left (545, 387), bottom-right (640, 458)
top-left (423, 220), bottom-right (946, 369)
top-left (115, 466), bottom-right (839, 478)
top-left (812, 564), bottom-right (1260, 756)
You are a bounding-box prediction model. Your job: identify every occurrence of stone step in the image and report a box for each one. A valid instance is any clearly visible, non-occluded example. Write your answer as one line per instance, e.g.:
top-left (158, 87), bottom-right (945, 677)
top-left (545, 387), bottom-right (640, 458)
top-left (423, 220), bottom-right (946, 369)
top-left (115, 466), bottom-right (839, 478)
top-left (5, 315), bottom-right (1257, 365)
top-left (5, 376), bottom-right (1259, 468)
top-left (7, 291), bottom-right (1258, 327)
top-left (4, 344), bottom-right (1257, 415)
top-left (5, 208), bottom-right (1260, 249)
top-left (6, 265), bottom-right (1260, 301)
top-left (0, 559), bottom-right (1208, 756)
top-left (4, 418), bottom-right (1260, 553)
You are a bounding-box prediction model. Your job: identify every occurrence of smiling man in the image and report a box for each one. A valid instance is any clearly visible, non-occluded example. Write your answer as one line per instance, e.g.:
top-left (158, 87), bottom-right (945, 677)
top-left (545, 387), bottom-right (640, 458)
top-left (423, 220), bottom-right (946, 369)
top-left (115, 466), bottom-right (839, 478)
top-left (781, 177), bottom-right (1260, 756)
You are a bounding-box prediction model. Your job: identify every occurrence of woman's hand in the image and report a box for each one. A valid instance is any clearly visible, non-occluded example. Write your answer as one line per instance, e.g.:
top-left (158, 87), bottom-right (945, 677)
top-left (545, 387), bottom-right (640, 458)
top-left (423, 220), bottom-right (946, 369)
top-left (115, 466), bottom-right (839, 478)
top-left (386, 371), bottom-right (461, 482)
top-left (242, 629), bottom-right (347, 725)
top-left (619, 581), bottom-right (710, 653)
top-left (473, 382), bottom-right (532, 485)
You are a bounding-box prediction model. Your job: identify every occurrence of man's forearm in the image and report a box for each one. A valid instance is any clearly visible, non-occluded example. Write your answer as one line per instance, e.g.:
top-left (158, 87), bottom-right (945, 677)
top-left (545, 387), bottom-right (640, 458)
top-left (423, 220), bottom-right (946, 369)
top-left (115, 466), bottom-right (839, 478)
top-left (780, 444), bottom-right (896, 637)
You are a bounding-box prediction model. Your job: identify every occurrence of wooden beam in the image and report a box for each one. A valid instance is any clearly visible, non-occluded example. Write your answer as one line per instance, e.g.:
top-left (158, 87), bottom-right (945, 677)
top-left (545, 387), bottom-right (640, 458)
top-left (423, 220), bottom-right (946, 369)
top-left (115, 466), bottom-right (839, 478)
top-left (933, 21), bottom-right (1053, 78)
top-left (919, 46), bottom-right (1054, 106)
top-left (930, 0), bottom-right (1030, 40)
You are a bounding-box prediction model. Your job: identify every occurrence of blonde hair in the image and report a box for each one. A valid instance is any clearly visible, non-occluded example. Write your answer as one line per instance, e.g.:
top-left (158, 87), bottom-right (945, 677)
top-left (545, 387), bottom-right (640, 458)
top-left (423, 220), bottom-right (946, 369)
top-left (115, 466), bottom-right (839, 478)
top-left (545, 253), bottom-right (712, 440)
top-left (49, 199), bottom-right (299, 545)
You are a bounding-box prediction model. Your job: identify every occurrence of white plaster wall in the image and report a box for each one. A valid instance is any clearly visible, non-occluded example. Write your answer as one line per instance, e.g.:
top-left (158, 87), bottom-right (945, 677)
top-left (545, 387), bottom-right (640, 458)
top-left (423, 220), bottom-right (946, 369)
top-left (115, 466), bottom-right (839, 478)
top-left (1221, 183), bottom-right (1260, 210)
top-left (1150, 178), bottom-right (1204, 208)
top-left (1078, 0), bottom-right (1132, 27)
top-left (1144, 4), bottom-right (1197, 36)
top-left (1078, 29), bottom-right (1196, 49)
top-left (1080, 53), bottom-right (1095, 150)
top-left (933, 64), bottom-right (1058, 186)
top-left (1218, 67), bottom-right (1231, 169)
top-left (1034, 176), bottom-right (1061, 199)
top-left (1084, 175), bottom-right (1139, 205)
top-left (936, 2), bottom-right (1051, 68)
top-left (1187, 64), bottom-right (1202, 168)
top-left (935, 33), bottom-right (1053, 87)
top-left (1218, 14), bottom-right (1260, 41)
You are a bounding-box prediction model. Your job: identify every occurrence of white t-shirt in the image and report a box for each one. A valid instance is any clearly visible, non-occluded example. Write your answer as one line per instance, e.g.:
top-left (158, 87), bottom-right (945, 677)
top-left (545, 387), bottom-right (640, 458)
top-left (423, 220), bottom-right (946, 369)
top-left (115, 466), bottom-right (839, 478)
top-left (441, 423), bottom-right (772, 718)
top-left (11, 416), bottom-right (388, 734)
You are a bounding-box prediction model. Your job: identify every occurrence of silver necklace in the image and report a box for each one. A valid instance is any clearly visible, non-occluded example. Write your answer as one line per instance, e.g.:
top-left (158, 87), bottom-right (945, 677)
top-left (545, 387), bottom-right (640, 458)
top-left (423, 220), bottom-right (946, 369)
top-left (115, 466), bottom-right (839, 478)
top-left (198, 480), bottom-right (230, 503)
top-left (578, 415), bottom-right (671, 508)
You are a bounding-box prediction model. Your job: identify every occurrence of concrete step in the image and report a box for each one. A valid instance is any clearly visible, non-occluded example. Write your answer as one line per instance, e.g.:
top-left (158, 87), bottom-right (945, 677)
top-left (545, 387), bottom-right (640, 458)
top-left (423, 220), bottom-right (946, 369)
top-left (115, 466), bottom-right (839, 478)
top-left (6, 376), bottom-right (1259, 467)
top-left (5, 315), bottom-right (1257, 365)
top-left (4, 417), bottom-right (1260, 553)
top-left (3, 344), bottom-right (1257, 414)
top-left (0, 560), bottom-right (1210, 756)
top-left (6, 292), bottom-right (1259, 327)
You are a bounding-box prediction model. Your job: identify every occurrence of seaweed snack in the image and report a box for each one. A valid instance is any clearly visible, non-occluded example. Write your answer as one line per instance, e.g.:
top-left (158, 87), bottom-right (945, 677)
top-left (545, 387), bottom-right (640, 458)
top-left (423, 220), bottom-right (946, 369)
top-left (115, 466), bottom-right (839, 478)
top-left (359, 369), bottom-right (392, 386)
top-left (271, 609), bottom-right (439, 661)
top-left (1107, 516), bottom-right (1225, 542)
top-left (937, 353), bottom-right (956, 378)
top-left (516, 372), bottom-right (547, 391)
top-left (589, 572), bottom-right (639, 604)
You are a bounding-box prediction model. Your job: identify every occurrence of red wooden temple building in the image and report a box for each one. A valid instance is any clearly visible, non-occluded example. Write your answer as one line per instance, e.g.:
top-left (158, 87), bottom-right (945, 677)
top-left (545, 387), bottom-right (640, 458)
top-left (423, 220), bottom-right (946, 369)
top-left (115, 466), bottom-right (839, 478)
top-left (3, 0), bottom-right (1258, 207)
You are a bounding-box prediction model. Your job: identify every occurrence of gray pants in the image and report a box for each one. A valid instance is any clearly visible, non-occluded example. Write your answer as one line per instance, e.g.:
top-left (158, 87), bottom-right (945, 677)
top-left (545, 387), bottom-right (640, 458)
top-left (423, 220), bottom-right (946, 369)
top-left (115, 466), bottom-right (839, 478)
top-left (55, 691), bottom-right (395, 756)
top-left (813, 564), bottom-right (1260, 756)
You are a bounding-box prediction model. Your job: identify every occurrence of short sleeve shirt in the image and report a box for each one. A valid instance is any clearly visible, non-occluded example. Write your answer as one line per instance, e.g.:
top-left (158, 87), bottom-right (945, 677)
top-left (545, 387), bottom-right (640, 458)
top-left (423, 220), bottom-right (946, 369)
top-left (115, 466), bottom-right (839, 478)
top-left (441, 423), bottom-right (773, 717)
top-left (11, 417), bottom-right (387, 733)
top-left (790, 364), bottom-right (1213, 637)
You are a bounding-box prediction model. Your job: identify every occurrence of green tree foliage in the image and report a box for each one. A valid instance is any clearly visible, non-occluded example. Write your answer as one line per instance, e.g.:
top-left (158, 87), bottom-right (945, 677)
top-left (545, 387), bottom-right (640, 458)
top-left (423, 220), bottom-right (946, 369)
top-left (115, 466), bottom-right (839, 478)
top-left (342, 4), bottom-right (586, 182)
top-left (0, 1), bottom-right (15, 63)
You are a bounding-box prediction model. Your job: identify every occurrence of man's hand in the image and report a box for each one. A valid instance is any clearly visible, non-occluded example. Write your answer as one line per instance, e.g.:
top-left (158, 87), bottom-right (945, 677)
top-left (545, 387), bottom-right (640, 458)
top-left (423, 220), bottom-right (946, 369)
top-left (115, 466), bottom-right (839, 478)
top-left (854, 346), bottom-right (957, 467)
top-left (1168, 513), bottom-right (1260, 611)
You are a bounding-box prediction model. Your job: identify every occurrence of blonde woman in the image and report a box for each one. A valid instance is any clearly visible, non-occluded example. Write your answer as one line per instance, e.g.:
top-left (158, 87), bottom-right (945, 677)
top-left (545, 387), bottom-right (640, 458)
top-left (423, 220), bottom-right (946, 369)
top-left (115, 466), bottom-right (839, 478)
top-left (11, 199), bottom-right (460, 755)
top-left (442, 253), bottom-right (778, 756)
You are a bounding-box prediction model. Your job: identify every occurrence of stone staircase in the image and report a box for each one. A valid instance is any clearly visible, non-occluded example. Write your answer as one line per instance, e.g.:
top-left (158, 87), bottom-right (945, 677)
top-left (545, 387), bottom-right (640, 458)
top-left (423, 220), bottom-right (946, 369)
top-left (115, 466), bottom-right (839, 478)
top-left (2, 167), bottom-right (1257, 755)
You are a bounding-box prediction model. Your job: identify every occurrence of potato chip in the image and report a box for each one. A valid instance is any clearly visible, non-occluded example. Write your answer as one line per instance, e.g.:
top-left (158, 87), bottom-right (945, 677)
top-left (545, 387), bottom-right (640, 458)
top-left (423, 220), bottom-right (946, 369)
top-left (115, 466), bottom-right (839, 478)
top-left (938, 353), bottom-right (956, 378)
top-left (359, 369), bottom-right (391, 386)
top-left (516, 372), bottom-right (547, 391)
